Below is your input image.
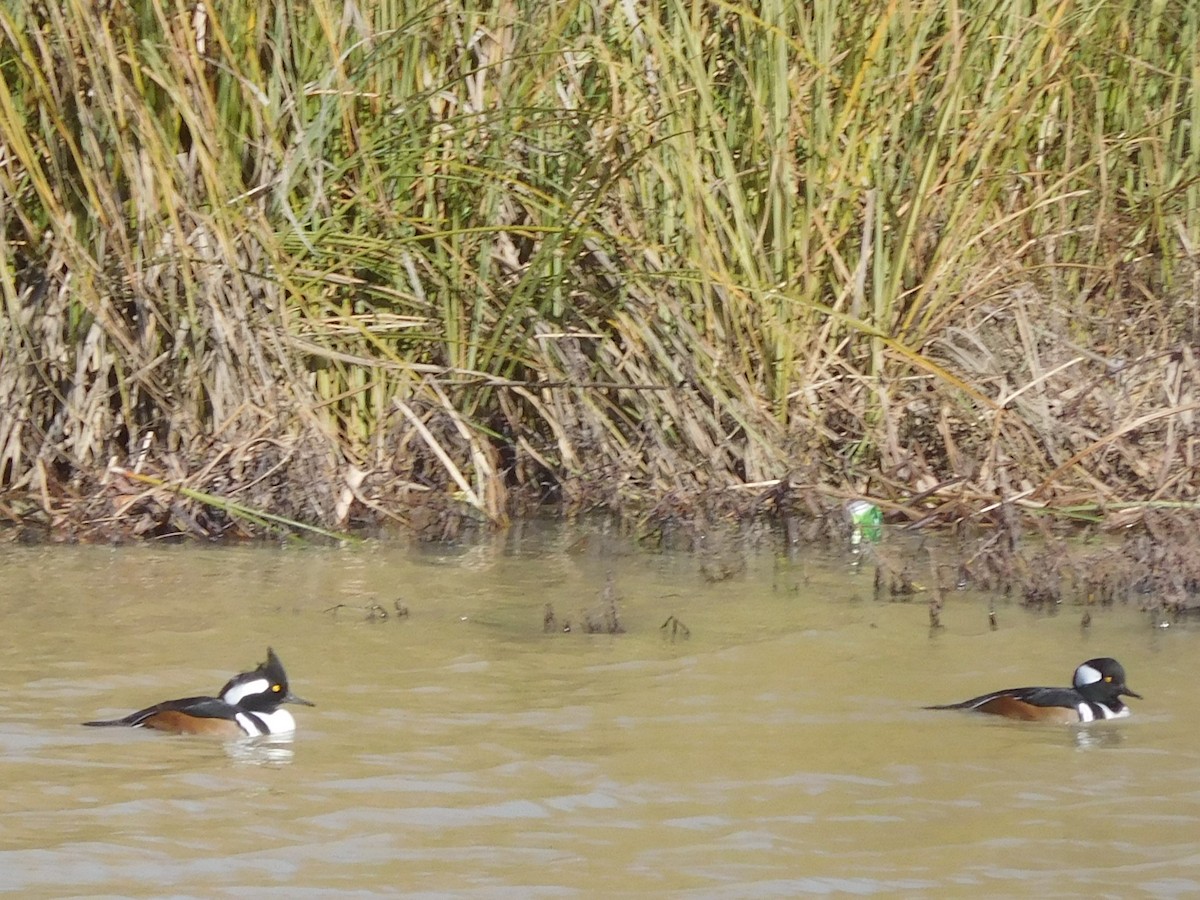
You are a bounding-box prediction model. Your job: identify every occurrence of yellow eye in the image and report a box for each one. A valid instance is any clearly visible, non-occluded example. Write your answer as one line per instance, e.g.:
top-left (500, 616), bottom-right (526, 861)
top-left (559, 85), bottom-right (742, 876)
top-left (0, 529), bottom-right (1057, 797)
top-left (1104, 676), bottom-right (1113, 683)
top-left (273, 684), bottom-right (282, 693)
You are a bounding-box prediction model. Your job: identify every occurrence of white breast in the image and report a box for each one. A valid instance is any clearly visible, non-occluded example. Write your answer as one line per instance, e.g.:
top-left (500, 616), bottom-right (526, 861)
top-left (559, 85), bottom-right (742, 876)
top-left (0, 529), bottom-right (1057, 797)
top-left (1075, 702), bottom-right (1130, 723)
top-left (234, 707), bottom-right (297, 736)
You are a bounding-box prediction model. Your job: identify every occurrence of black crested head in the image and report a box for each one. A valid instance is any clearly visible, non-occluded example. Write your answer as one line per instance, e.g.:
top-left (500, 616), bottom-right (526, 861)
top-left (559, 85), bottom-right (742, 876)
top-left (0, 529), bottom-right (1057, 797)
top-left (1073, 657), bottom-right (1141, 705)
top-left (219, 647), bottom-right (315, 712)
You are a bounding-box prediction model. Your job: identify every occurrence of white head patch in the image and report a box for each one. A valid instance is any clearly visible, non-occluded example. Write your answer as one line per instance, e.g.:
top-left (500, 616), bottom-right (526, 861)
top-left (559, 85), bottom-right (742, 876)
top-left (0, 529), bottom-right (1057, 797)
top-left (223, 677), bottom-right (270, 706)
top-left (1074, 663), bottom-right (1102, 687)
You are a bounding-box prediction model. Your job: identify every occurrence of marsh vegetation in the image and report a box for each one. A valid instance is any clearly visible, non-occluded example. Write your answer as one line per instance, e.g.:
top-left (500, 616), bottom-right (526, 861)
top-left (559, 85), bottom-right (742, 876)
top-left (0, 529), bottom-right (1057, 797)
top-left (1, 0), bottom-right (1197, 544)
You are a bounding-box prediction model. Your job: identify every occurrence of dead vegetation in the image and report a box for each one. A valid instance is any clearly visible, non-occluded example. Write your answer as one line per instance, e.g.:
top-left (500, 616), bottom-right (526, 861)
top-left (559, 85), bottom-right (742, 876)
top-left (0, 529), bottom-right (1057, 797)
top-left (1, 1), bottom-right (1198, 559)
top-left (542, 573), bottom-right (626, 635)
top-left (864, 507), bottom-right (1200, 616)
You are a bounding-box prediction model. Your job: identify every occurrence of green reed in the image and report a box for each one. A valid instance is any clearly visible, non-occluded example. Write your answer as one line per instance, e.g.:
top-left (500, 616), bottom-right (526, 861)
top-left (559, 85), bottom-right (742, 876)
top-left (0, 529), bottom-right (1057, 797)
top-left (0, 0), bottom-right (1195, 527)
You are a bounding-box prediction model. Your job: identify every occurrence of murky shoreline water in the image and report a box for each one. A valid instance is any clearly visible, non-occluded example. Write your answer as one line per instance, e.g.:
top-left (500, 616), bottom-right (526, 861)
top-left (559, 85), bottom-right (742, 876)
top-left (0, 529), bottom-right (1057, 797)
top-left (2, 530), bottom-right (1198, 896)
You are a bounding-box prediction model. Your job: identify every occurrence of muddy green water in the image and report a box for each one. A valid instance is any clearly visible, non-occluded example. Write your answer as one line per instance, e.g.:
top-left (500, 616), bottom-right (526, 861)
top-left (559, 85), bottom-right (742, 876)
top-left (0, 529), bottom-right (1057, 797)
top-left (1, 527), bottom-right (1197, 897)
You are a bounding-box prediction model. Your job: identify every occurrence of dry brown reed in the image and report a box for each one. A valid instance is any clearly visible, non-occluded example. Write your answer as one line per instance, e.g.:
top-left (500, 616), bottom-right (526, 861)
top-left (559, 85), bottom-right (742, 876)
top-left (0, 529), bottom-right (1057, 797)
top-left (0, 0), bottom-right (1198, 545)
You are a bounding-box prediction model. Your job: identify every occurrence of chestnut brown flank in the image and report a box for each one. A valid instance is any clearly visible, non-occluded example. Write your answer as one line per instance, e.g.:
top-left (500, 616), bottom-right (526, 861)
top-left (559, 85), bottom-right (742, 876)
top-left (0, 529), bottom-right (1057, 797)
top-left (141, 710), bottom-right (246, 736)
top-left (976, 697), bottom-right (1078, 723)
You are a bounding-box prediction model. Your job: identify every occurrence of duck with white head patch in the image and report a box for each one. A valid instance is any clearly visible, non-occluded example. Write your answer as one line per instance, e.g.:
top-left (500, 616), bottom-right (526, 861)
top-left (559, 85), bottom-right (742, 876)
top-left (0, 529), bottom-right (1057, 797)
top-left (925, 657), bottom-right (1141, 723)
top-left (84, 647), bottom-right (314, 737)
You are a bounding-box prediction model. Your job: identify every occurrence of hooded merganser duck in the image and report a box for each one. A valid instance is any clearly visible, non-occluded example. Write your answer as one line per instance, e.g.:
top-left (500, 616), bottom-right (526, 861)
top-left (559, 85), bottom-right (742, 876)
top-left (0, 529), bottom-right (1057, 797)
top-left (83, 648), bottom-right (314, 737)
top-left (926, 657), bottom-right (1141, 723)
